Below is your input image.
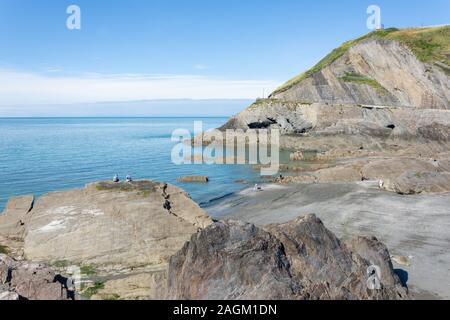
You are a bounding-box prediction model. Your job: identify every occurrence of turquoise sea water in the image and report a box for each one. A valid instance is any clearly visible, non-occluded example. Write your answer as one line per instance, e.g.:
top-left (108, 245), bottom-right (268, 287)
top-left (0, 117), bottom-right (261, 212)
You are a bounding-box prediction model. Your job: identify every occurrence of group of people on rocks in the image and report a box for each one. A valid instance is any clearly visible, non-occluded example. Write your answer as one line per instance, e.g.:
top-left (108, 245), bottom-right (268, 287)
top-left (113, 174), bottom-right (133, 183)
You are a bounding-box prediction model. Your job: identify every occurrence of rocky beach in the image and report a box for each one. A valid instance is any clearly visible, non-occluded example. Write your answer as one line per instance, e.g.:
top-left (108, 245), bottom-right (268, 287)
top-left (1, 26), bottom-right (449, 300)
top-left (206, 182), bottom-right (450, 299)
top-left (1, 180), bottom-right (408, 300)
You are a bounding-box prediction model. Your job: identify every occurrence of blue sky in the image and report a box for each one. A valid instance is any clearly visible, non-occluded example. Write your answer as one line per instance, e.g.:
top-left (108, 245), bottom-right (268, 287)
top-left (0, 0), bottom-right (448, 114)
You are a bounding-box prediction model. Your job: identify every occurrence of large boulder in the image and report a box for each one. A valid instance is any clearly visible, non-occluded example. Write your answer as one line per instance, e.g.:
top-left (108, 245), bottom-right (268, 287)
top-left (167, 220), bottom-right (300, 300)
top-left (0, 180), bottom-right (213, 300)
top-left (384, 171), bottom-right (450, 195)
top-left (177, 176), bottom-right (209, 183)
top-left (361, 158), bottom-right (437, 181)
top-left (167, 215), bottom-right (408, 300)
top-left (22, 181), bottom-right (212, 267)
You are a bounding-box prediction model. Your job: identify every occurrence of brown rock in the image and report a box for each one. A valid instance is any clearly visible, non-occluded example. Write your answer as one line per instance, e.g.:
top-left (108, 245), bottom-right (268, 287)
top-left (361, 158), bottom-right (436, 181)
top-left (177, 176), bottom-right (209, 183)
top-left (384, 171), bottom-right (450, 194)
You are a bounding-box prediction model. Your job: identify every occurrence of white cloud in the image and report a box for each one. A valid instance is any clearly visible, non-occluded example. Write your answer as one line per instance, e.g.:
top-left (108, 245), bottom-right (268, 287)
top-left (194, 64), bottom-right (209, 70)
top-left (0, 69), bottom-right (280, 106)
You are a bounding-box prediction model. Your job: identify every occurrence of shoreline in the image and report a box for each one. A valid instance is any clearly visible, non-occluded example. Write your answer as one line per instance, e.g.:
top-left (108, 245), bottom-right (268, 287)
top-left (1, 178), bottom-right (447, 299)
top-left (205, 181), bottom-right (450, 300)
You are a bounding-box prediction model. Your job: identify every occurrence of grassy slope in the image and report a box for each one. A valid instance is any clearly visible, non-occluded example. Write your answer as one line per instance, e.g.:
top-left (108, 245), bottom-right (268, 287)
top-left (272, 26), bottom-right (450, 96)
top-left (339, 72), bottom-right (389, 95)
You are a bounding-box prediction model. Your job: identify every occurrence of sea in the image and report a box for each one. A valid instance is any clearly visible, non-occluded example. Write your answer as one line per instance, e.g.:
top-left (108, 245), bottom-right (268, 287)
top-left (0, 117), bottom-right (264, 212)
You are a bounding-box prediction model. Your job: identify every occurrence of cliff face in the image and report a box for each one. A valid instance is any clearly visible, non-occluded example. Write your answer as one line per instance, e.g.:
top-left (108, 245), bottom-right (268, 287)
top-left (272, 38), bottom-right (450, 108)
top-left (271, 27), bottom-right (450, 109)
top-left (221, 27), bottom-right (450, 135)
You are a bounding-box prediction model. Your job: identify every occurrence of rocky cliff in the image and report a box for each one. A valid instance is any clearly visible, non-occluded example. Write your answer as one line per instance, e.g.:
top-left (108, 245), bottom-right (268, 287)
top-left (271, 27), bottom-right (450, 108)
top-left (215, 27), bottom-right (450, 194)
top-left (222, 27), bottom-right (450, 132)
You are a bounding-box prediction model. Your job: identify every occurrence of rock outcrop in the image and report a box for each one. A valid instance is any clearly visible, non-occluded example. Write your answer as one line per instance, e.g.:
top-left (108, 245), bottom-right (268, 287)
top-left (0, 180), bottom-right (212, 300)
top-left (274, 156), bottom-right (450, 194)
top-left (167, 215), bottom-right (408, 300)
top-left (384, 171), bottom-right (450, 195)
top-left (23, 181), bottom-right (211, 266)
top-left (177, 176), bottom-right (209, 183)
top-left (219, 101), bottom-right (450, 139)
top-left (1, 254), bottom-right (73, 300)
top-left (1, 182), bottom-right (413, 300)
top-left (213, 27), bottom-right (450, 194)
top-left (0, 195), bottom-right (34, 255)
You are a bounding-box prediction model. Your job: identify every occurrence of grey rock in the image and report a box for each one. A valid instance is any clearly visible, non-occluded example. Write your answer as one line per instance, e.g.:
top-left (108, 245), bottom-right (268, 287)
top-left (167, 215), bottom-right (408, 300)
top-left (346, 236), bottom-right (398, 287)
top-left (0, 254), bottom-right (72, 300)
top-left (385, 171), bottom-right (450, 195)
top-left (167, 219), bottom-right (299, 300)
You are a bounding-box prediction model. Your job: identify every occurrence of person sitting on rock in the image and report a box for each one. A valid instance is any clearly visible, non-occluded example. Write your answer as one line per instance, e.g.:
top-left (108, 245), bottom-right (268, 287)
top-left (126, 174), bottom-right (133, 183)
top-left (432, 159), bottom-right (440, 168)
top-left (113, 174), bottom-right (120, 183)
top-left (254, 184), bottom-right (262, 191)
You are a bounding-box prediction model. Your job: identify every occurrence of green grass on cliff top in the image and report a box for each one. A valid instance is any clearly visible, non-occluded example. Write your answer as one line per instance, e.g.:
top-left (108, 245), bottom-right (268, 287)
top-left (272, 26), bottom-right (450, 96)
